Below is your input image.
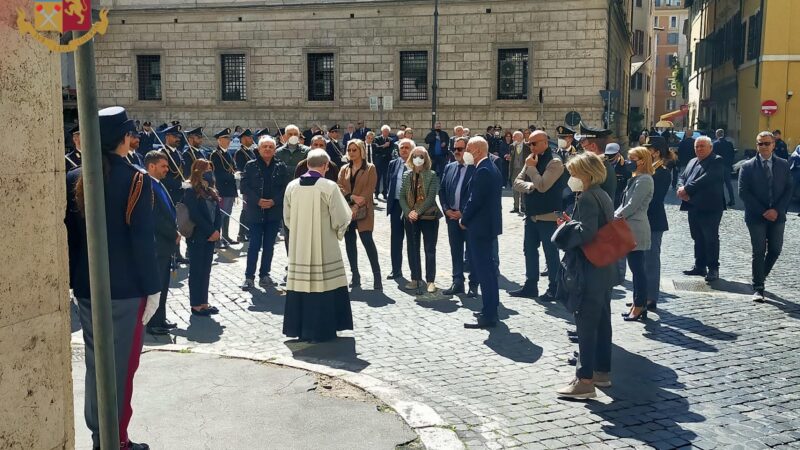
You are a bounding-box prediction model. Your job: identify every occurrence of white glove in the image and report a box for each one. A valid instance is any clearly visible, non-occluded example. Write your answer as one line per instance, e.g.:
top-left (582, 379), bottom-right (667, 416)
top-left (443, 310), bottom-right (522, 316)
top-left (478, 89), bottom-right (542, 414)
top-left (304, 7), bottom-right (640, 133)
top-left (142, 293), bottom-right (160, 325)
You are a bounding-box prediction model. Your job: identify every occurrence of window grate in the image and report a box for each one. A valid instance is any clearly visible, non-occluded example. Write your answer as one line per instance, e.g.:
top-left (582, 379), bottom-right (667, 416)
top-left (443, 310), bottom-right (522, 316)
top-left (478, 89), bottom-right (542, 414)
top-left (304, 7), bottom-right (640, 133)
top-left (221, 54), bottom-right (247, 101)
top-left (136, 55), bottom-right (161, 101)
top-left (497, 49), bottom-right (528, 100)
top-left (308, 53), bottom-right (335, 101)
top-left (400, 51), bottom-right (428, 101)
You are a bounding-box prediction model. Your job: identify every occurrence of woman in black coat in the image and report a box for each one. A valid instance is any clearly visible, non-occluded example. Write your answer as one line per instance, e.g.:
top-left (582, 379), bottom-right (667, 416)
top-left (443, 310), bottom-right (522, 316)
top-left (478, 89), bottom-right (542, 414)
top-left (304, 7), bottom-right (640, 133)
top-left (183, 158), bottom-right (222, 315)
top-left (553, 153), bottom-right (618, 400)
top-left (643, 141), bottom-right (672, 310)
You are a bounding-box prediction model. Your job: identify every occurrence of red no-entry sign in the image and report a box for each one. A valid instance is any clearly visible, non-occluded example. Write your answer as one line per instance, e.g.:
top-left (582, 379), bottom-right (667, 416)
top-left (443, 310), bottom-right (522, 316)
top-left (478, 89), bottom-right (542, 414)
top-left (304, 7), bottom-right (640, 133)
top-left (761, 100), bottom-right (778, 116)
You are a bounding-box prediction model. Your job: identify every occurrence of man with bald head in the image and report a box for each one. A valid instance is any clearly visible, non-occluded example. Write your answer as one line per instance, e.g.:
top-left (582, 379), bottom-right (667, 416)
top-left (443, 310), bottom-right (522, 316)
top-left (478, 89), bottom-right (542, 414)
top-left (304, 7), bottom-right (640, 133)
top-left (461, 136), bottom-right (503, 329)
top-left (511, 130), bottom-right (565, 300)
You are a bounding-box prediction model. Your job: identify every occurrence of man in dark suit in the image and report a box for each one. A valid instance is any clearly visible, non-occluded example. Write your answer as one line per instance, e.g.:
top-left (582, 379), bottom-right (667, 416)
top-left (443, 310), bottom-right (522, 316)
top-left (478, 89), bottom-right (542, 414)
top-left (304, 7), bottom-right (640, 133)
top-left (424, 121), bottom-right (450, 177)
top-left (676, 133), bottom-right (696, 188)
top-left (677, 136), bottom-right (726, 282)
top-left (326, 124), bottom-right (345, 167)
top-left (354, 120), bottom-right (371, 141)
top-left (144, 151), bottom-right (180, 335)
top-left (343, 122), bottom-right (357, 148)
top-left (713, 129), bottom-right (736, 206)
top-left (773, 129), bottom-right (789, 160)
top-left (461, 136), bottom-right (503, 329)
top-left (385, 139), bottom-right (414, 279)
top-left (138, 121), bottom-right (156, 155)
top-left (373, 125), bottom-right (396, 200)
top-left (439, 136), bottom-right (477, 296)
top-left (738, 131), bottom-right (794, 302)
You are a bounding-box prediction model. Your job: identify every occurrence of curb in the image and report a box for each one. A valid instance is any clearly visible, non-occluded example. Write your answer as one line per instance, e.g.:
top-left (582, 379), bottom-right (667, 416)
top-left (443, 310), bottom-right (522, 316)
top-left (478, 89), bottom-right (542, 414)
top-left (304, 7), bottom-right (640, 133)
top-left (142, 345), bottom-right (465, 450)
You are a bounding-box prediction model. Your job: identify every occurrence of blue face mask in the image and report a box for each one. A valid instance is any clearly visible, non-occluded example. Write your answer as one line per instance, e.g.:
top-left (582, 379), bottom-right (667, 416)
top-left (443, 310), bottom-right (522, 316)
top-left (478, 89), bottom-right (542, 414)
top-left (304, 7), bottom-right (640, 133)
top-left (625, 160), bottom-right (638, 172)
top-left (202, 171), bottom-right (215, 185)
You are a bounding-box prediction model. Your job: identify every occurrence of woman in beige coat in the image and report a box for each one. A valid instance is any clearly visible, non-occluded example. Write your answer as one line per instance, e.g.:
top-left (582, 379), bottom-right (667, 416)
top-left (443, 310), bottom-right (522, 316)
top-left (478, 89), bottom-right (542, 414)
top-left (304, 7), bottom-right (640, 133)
top-left (337, 139), bottom-right (382, 290)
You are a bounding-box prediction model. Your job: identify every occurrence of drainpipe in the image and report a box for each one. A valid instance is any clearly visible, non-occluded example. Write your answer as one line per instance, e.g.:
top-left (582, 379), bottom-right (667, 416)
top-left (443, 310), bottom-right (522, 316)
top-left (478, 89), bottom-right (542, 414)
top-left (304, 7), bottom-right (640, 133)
top-left (605, 0), bottom-right (612, 128)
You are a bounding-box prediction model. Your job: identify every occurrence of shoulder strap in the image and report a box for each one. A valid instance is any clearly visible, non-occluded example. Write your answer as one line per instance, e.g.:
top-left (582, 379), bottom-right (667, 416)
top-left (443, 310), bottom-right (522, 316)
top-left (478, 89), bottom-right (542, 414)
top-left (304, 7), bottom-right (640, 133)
top-left (126, 172), bottom-right (145, 226)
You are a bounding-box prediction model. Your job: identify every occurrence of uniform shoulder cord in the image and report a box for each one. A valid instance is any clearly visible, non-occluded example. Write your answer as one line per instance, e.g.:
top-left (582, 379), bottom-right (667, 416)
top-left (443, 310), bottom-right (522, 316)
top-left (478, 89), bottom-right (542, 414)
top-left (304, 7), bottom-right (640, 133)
top-left (125, 172), bottom-right (145, 226)
top-left (216, 148), bottom-right (236, 174)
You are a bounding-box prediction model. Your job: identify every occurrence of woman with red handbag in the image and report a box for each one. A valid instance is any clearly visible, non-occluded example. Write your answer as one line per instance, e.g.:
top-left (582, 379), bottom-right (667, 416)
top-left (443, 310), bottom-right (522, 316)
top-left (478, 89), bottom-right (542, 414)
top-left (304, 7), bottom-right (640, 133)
top-left (554, 153), bottom-right (618, 399)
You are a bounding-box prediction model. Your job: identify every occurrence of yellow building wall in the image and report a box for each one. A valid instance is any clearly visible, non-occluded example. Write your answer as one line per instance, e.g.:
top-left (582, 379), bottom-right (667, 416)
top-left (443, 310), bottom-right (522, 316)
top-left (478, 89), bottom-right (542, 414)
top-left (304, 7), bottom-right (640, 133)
top-left (737, 0), bottom-right (800, 149)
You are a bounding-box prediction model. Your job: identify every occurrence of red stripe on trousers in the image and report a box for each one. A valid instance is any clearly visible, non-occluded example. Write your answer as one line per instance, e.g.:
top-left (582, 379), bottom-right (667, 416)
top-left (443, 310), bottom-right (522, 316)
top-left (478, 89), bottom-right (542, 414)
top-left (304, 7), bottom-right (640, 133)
top-left (119, 298), bottom-right (146, 447)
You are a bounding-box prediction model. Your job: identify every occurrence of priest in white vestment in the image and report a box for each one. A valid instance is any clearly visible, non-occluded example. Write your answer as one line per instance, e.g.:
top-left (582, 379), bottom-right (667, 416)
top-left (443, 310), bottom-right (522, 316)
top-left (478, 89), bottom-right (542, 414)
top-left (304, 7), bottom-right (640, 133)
top-left (282, 148), bottom-right (354, 342)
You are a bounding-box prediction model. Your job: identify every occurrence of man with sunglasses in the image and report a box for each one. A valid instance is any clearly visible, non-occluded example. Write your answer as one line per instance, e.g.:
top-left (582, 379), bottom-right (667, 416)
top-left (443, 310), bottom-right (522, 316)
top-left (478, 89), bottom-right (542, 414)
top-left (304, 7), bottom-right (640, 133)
top-left (677, 136), bottom-right (726, 282)
top-left (738, 131), bottom-right (793, 302)
top-left (439, 137), bottom-right (478, 296)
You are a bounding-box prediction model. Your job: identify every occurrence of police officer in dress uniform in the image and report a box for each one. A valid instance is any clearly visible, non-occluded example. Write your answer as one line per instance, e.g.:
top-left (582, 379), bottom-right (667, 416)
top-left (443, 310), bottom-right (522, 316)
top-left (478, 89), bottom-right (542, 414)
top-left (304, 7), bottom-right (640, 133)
top-left (65, 124), bottom-right (83, 170)
top-left (137, 121), bottom-right (156, 155)
top-left (158, 125), bottom-right (189, 264)
top-left (65, 106), bottom-right (160, 450)
top-left (234, 129), bottom-right (257, 242)
top-left (326, 124), bottom-right (346, 167)
top-left (181, 127), bottom-right (206, 179)
top-left (126, 132), bottom-right (144, 167)
top-left (209, 128), bottom-right (239, 247)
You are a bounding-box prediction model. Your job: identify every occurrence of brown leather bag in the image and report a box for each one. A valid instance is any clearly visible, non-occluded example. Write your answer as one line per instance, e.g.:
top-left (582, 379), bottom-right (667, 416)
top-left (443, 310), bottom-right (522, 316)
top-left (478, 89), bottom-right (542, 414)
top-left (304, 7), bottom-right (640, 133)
top-left (581, 218), bottom-right (636, 267)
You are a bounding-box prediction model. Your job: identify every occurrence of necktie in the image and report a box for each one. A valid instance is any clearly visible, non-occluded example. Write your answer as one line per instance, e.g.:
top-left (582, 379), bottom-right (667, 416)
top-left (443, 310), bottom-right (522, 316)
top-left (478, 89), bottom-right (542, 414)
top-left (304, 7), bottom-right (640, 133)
top-left (367, 144), bottom-right (373, 164)
top-left (763, 159), bottom-right (773, 206)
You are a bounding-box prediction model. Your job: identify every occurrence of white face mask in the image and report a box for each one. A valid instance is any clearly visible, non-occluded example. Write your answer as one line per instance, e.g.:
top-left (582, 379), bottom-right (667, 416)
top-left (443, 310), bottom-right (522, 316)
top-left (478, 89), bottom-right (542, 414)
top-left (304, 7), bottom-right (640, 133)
top-left (462, 151), bottom-right (475, 166)
top-left (567, 176), bottom-right (584, 192)
top-left (412, 157), bottom-right (425, 167)
top-left (288, 136), bottom-right (300, 145)
top-left (558, 138), bottom-right (568, 149)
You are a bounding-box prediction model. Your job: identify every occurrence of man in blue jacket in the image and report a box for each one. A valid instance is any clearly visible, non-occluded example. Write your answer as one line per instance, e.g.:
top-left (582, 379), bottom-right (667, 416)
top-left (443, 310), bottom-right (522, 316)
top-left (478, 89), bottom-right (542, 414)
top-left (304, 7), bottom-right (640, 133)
top-left (439, 136), bottom-right (477, 296)
top-left (385, 139), bottom-right (414, 279)
top-left (677, 136), bottom-right (726, 282)
top-left (461, 136), bottom-right (503, 329)
top-left (738, 131), bottom-right (793, 302)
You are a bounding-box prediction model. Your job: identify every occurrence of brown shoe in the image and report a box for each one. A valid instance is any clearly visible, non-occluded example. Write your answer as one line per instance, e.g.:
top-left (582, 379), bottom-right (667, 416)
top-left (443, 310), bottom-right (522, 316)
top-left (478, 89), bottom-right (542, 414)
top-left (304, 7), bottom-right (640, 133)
top-left (556, 378), bottom-right (596, 399)
top-left (592, 371), bottom-right (611, 387)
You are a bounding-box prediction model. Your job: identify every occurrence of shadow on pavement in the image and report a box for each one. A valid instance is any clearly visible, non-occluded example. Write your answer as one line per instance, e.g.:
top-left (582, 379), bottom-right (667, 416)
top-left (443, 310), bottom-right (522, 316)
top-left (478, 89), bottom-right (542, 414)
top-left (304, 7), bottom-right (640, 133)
top-left (171, 315), bottom-right (224, 344)
top-left (707, 278), bottom-right (756, 296)
top-left (652, 308), bottom-right (738, 342)
top-left (247, 288), bottom-right (287, 315)
top-left (764, 293), bottom-right (800, 319)
top-left (350, 288), bottom-right (396, 308)
top-left (642, 319), bottom-right (720, 353)
top-left (585, 345), bottom-right (703, 448)
top-left (459, 295), bottom-right (519, 320)
top-left (415, 297), bottom-right (461, 314)
top-left (498, 274), bottom-right (522, 291)
top-left (285, 337), bottom-right (370, 372)
top-left (484, 322), bottom-right (543, 363)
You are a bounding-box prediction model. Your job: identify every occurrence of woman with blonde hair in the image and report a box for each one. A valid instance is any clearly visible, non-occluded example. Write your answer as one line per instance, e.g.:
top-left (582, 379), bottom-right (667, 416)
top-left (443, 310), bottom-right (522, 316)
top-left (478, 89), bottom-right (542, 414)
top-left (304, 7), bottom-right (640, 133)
top-left (399, 147), bottom-right (442, 293)
top-left (337, 139), bottom-right (382, 290)
top-left (183, 158), bottom-right (222, 316)
top-left (616, 147), bottom-right (654, 322)
top-left (552, 152), bottom-right (617, 399)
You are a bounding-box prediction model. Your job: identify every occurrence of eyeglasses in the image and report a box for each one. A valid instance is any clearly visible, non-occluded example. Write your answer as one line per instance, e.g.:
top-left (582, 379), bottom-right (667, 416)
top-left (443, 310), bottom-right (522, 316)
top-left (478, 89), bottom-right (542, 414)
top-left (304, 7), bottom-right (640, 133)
top-left (757, 142), bottom-right (773, 147)
top-left (453, 147), bottom-right (465, 152)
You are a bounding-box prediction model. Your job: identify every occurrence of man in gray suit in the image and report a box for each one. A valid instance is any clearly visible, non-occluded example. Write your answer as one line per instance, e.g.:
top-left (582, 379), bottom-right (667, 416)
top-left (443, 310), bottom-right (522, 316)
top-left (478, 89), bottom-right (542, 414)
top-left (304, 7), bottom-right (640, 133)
top-left (738, 131), bottom-right (793, 302)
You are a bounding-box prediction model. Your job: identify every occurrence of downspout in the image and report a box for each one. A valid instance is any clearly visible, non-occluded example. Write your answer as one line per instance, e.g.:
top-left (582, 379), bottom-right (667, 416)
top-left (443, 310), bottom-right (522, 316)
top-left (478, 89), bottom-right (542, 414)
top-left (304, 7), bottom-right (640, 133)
top-left (755, 0), bottom-right (764, 87)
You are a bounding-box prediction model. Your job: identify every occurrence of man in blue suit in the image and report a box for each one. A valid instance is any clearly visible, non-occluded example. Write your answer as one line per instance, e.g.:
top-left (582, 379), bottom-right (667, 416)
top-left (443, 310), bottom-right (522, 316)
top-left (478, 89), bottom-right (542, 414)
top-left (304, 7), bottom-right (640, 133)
top-left (461, 136), bottom-right (503, 329)
top-left (439, 137), bottom-right (477, 296)
top-left (677, 136), bottom-right (726, 282)
top-left (385, 138), bottom-right (414, 279)
top-left (738, 131), bottom-right (793, 302)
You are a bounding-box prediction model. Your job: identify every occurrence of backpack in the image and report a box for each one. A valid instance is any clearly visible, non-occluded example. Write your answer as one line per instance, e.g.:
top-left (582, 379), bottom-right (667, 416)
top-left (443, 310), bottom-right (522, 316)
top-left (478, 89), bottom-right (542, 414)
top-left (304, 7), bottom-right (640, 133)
top-left (175, 202), bottom-right (195, 238)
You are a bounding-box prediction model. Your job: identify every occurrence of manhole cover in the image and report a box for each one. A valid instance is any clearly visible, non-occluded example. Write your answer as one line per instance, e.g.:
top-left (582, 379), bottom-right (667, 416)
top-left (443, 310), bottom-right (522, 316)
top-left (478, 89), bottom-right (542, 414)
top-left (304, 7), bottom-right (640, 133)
top-left (672, 279), bottom-right (712, 292)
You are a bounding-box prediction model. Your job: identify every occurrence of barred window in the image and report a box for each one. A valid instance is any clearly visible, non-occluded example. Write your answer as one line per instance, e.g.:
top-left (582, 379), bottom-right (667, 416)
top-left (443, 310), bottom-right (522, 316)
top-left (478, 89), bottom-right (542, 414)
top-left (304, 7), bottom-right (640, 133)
top-left (497, 48), bottom-right (528, 100)
top-left (308, 53), bottom-right (335, 101)
top-left (136, 55), bottom-right (161, 101)
top-left (399, 51), bottom-right (428, 101)
top-left (221, 54), bottom-right (247, 101)
top-left (746, 12), bottom-right (762, 61)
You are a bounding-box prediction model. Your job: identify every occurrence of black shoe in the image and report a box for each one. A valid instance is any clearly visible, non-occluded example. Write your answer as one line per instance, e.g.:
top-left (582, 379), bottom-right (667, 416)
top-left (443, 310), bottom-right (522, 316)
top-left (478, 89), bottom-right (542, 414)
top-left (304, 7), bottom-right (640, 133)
top-left (646, 302), bottom-right (657, 312)
top-left (509, 208), bottom-right (519, 213)
top-left (623, 308), bottom-right (648, 322)
top-left (727, 200), bottom-right (735, 207)
top-left (509, 287), bottom-right (538, 298)
top-left (568, 335), bottom-right (580, 343)
top-left (537, 291), bottom-right (556, 302)
top-left (566, 330), bottom-right (578, 338)
top-left (443, 283), bottom-right (465, 295)
top-left (373, 278), bottom-right (383, 291)
top-left (176, 256), bottom-right (190, 265)
top-left (386, 272), bottom-right (401, 280)
top-left (224, 236), bottom-right (239, 244)
top-left (163, 321), bottom-right (178, 329)
top-left (207, 305), bottom-right (219, 314)
top-left (464, 316), bottom-right (498, 329)
top-left (191, 308), bottom-right (212, 316)
top-left (124, 441), bottom-right (150, 450)
top-left (540, 269), bottom-right (549, 277)
top-left (683, 266), bottom-right (707, 276)
top-left (466, 284), bottom-right (479, 298)
top-left (567, 351), bottom-right (579, 366)
top-left (350, 274), bottom-right (361, 288)
top-left (705, 268), bottom-right (719, 282)
top-left (146, 326), bottom-right (170, 336)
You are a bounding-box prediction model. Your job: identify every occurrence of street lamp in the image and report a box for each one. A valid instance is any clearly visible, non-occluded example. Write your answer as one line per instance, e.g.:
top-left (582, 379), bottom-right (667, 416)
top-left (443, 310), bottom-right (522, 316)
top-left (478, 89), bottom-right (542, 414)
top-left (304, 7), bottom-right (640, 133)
top-left (431, 0), bottom-right (439, 130)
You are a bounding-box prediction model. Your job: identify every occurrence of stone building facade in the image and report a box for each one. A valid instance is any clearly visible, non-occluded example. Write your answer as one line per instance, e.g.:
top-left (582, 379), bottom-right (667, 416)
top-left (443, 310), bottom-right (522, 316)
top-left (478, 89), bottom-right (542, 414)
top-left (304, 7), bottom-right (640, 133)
top-left (1, 1), bottom-right (75, 448)
top-left (92, 0), bottom-right (632, 138)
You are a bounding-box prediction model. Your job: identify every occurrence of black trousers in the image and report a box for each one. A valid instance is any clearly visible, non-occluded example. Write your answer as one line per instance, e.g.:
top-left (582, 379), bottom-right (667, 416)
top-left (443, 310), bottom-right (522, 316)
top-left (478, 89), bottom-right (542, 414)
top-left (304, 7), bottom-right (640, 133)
top-left (237, 207), bottom-right (249, 239)
top-left (446, 218), bottom-right (474, 285)
top-left (389, 201), bottom-right (405, 275)
top-left (432, 155), bottom-right (447, 178)
top-left (374, 158), bottom-right (390, 196)
top-left (747, 219), bottom-right (786, 290)
top-left (404, 218), bottom-right (439, 282)
top-left (688, 209), bottom-right (723, 270)
top-left (722, 170), bottom-right (735, 204)
top-left (344, 223), bottom-right (381, 277)
top-left (627, 250), bottom-right (648, 307)
top-left (575, 289), bottom-right (612, 380)
top-left (187, 240), bottom-right (215, 307)
top-left (147, 254), bottom-right (172, 327)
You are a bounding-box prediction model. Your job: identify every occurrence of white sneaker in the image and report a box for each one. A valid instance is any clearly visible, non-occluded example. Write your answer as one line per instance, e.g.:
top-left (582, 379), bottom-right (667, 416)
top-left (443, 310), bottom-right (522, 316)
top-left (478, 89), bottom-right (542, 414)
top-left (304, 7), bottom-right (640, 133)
top-left (427, 282), bottom-right (437, 293)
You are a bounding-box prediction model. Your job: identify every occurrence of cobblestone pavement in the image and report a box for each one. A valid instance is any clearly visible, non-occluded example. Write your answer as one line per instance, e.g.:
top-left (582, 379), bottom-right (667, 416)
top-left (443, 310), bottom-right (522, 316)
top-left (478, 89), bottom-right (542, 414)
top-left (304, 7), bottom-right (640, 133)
top-left (73, 189), bottom-right (800, 449)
